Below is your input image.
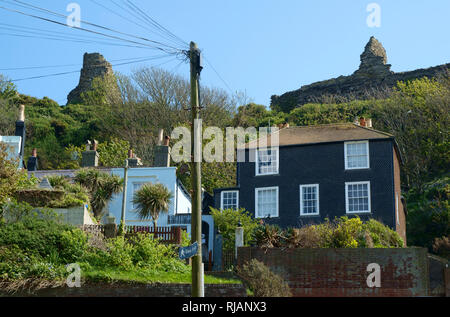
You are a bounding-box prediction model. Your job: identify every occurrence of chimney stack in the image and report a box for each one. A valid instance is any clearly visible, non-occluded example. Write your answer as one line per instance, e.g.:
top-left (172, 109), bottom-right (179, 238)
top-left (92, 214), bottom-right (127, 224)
top-left (127, 148), bottom-right (143, 167)
top-left (27, 148), bottom-right (38, 172)
top-left (81, 139), bottom-right (99, 167)
top-left (154, 129), bottom-right (171, 167)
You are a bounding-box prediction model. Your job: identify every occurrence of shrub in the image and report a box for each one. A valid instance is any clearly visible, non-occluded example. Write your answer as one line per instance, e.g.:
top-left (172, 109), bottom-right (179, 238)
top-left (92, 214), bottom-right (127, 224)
top-left (0, 212), bottom-right (88, 263)
top-left (252, 224), bottom-right (284, 248)
top-left (237, 259), bottom-right (291, 297)
top-left (210, 207), bottom-right (260, 252)
top-left (252, 216), bottom-right (404, 249)
top-left (432, 236), bottom-right (450, 259)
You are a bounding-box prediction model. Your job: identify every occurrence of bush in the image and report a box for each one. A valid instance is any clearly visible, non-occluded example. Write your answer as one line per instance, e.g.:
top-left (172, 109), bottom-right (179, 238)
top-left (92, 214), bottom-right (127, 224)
top-left (0, 212), bottom-right (88, 263)
top-left (237, 259), bottom-right (291, 297)
top-left (210, 207), bottom-right (260, 252)
top-left (84, 233), bottom-right (189, 273)
top-left (252, 224), bottom-right (284, 248)
top-left (252, 216), bottom-right (404, 249)
top-left (432, 236), bottom-right (450, 259)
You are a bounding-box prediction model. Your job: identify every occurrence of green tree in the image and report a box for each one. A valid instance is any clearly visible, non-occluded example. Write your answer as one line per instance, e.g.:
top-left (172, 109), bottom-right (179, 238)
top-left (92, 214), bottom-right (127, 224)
top-left (132, 183), bottom-right (173, 230)
top-left (74, 168), bottom-right (123, 219)
top-left (97, 138), bottom-right (130, 167)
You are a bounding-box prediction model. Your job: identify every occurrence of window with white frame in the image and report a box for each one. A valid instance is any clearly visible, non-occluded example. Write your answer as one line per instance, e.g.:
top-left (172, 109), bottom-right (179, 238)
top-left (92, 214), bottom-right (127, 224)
top-left (345, 181), bottom-right (371, 213)
top-left (345, 141), bottom-right (369, 169)
top-left (255, 187), bottom-right (278, 218)
top-left (300, 184), bottom-right (319, 216)
top-left (256, 148), bottom-right (279, 176)
top-left (220, 191), bottom-right (239, 210)
top-left (132, 183), bottom-right (144, 208)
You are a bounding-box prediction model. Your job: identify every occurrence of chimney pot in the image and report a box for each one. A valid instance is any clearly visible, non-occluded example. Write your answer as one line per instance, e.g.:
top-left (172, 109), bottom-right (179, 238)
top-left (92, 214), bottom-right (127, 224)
top-left (359, 117), bottom-right (366, 127)
top-left (128, 149), bottom-right (133, 159)
top-left (163, 135), bottom-right (170, 146)
top-left (31, 148), bottom-right (37, 157)
top-left (18, 105), bottom-right (25, 122)
top-left (158, 129), bottom-right (164, 145)
top-left (92, 139), bottom-right (98, 151)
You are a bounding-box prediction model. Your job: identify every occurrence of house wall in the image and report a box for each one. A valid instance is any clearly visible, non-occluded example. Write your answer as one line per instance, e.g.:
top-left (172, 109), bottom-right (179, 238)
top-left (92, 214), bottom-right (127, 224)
top-left (238, 247), bottom-right (430, 297)
top-left (231, 139), bottom-right (396, 229)
top-left (176, 182), bottom-right (191, 214)
top-left (107, 167), bottom-right (182, 227)
top-left (0, 136), bottom-right (22, 167)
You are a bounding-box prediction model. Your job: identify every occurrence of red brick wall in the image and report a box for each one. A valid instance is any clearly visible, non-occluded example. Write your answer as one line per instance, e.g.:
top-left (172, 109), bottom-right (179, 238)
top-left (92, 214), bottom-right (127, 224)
top-left (237, 247), bottom-right (429, 297)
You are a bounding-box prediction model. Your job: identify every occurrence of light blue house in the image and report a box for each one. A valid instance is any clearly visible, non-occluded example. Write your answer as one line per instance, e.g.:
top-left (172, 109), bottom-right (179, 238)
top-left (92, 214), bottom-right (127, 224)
top-left (26, 132), bottom-right (216, 259)
top-left (107, 166), bottom-right (191, 227)
top-left (0, 105), bottom-right (26, 169)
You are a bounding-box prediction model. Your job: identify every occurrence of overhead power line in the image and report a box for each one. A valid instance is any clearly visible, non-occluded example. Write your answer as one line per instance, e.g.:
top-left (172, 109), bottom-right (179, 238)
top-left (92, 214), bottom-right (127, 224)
top-left (0, 55), bottom-right (169, 71)
top-left (9, 55), bottom-right (177, 82)
top-left (10, 0), bottom-right (187, 51)
top-left (0, 3), bottom-right (182, 54)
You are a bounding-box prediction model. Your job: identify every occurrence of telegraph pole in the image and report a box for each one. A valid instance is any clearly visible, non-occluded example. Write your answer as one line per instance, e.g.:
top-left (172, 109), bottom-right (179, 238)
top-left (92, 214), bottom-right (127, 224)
top-left (189, 41), bottom-right (203, 297)
top-left (118, 155), bottom-right (129, 235)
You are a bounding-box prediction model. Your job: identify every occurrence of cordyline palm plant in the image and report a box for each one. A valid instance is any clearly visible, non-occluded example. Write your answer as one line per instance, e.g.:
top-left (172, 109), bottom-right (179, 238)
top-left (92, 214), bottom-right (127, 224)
top-left (132, 183), bottom-right (173, 230)
top-left (74, 168), bottom-right (123, 219)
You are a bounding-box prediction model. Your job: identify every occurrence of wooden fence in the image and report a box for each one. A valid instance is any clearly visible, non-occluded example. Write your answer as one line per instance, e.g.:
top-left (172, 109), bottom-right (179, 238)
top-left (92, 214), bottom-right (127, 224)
top-left (80, 224), bottom-right (182, 245)
top-left (125, 225), bottom-right (182, 244)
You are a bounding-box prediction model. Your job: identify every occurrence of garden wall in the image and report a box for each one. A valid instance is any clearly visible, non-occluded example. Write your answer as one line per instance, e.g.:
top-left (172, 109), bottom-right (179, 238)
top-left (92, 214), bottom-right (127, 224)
top-left (1, 283), bottom-right (246, 297)
top-left (237, 247), bottom-right (430, 297)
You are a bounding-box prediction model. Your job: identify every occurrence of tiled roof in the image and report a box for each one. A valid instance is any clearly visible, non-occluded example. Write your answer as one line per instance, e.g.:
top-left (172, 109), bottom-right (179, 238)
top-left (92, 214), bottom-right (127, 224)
top-left (244, 123), bottom-right (393, 149)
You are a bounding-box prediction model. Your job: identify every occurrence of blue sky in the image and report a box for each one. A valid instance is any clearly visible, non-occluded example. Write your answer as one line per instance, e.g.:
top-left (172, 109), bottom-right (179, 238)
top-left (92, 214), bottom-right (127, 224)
top-left (0, 0), bottom-right (449, 106)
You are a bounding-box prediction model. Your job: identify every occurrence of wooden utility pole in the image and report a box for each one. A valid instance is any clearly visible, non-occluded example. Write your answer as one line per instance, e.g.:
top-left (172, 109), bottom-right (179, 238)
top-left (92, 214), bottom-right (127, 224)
top-left (189, 41), bottom-right (203, 297)
top-left (118, 157), bottom-right (129, 235)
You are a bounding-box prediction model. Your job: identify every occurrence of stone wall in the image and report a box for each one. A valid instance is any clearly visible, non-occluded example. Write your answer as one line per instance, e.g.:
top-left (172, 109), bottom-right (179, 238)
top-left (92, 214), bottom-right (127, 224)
top-left (1, 283), bottom-right (247, 297)
top-left (271, 37), bottom-right (449, 112)
top-left (237, 247), bottom-right (430, 297)
top-left (53, 205), bottom-right (95, 226)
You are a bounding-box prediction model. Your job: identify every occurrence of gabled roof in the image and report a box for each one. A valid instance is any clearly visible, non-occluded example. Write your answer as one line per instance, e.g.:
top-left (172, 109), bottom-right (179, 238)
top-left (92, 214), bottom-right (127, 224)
top-left (244, 123), bottom-right (394, 149)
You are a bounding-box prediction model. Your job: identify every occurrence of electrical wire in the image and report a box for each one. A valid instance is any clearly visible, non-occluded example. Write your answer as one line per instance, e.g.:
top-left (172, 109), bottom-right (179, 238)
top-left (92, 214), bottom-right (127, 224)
top-left (0, 3), bottom-right (181, 54)
top-left (0, 55), bottom-right (169, 71)
top-left (203, 55), bottom-right (235, 95)
top-left (9, 0), bottom-right (186, 51)
top-left (123, 0), bottom-right (188, 47)
top-left (89, 0), bottom-right (185, 49)
top-left (9, 55), bottom-right (177, 82)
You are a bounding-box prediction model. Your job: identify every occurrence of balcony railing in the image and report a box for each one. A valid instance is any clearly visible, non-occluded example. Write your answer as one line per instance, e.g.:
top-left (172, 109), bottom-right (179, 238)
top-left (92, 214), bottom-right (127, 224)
top-left (168, 214), bottom-right (191, 225)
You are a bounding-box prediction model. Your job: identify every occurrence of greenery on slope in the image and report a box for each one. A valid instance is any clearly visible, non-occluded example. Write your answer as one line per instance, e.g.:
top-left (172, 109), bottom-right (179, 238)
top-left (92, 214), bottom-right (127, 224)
top-left (1, 69), bottom-right (448, 251)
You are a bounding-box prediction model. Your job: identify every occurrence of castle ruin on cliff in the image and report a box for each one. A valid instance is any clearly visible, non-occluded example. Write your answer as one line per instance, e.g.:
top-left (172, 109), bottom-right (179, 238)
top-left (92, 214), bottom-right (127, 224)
top-left (270, 37), bottom-right (449, 112)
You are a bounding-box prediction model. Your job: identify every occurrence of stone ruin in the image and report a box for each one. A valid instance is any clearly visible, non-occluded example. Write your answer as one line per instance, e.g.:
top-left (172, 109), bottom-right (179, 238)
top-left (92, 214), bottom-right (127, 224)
top-left (67, 52), bottom-right (115, 105)
top-left (271, 37), bottom-right (449, 112)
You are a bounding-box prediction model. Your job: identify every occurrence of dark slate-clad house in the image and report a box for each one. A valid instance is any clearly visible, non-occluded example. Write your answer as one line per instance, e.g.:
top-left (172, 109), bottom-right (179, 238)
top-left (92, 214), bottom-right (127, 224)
top-left (214, 121), bottom-right (407, 243)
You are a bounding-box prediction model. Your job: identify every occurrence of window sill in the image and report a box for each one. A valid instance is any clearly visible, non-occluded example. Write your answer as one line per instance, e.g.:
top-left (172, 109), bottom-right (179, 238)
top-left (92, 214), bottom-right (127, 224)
top-left (344, 168), bottom-right (371, 171)
top-left (255, 173), bottom-right (280, 177)
top-left (299, 214), bottom-right (320, 217)
top-left (346, 212), bottom-right (372, 215)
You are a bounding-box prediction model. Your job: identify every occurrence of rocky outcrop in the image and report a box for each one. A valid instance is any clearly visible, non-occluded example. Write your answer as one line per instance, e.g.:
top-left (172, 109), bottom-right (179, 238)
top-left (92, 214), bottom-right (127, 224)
top-left (67, 53), bottom-right (114, 105)
top-left (271, 37), bottom-right (449, 113)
